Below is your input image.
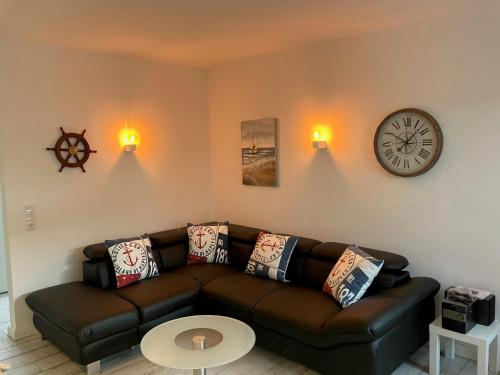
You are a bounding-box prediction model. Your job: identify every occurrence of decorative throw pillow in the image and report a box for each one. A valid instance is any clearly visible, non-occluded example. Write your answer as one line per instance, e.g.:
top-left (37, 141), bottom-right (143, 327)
top-left (105, 235), bottom-right (159, 288)
top-left (323, 245), bottom-right (384, 308)
top-left (245, 231), bottom-right (298, 282)
top-left (187, 222), bottom-right (229, 265)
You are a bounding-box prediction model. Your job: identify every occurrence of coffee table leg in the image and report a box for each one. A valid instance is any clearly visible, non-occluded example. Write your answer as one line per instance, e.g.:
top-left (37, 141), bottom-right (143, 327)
top-left (193, 336), bottom-right (207, 375)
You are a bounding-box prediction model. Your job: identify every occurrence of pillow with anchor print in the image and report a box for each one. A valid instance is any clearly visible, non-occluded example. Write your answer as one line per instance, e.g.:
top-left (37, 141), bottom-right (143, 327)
top-left (323, 245), bottom-right (384, 308)
top-left (187, 222), bottom-right (230, 265)
top-left (245, 231), bottom-right (299, 282)
top-left (105, 234), bottom-right (159, 288)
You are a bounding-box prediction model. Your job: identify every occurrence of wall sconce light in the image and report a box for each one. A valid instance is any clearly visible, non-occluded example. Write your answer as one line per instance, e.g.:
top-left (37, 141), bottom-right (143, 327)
top-left (124, 135), bottom-right (137, 152)
top-left (120, 124), bottom-right (139, 152)
top-left (312, 129), bottom-right (328, 149)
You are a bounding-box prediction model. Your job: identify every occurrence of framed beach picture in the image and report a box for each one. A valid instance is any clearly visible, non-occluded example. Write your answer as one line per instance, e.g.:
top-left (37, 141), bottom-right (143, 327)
top-left (241, 118), bottom-right (278, 187)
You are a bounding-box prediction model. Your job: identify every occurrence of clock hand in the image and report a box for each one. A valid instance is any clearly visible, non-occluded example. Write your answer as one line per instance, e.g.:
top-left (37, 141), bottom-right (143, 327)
top-left (406, 132), bottom-right (417, 145)
top-left (384, 132), bottom-right (399, 139)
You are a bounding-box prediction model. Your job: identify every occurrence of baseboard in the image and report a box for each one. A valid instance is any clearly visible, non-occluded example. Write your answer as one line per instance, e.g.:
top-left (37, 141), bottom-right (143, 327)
top-left (7, 324), bottom-right (38, 340)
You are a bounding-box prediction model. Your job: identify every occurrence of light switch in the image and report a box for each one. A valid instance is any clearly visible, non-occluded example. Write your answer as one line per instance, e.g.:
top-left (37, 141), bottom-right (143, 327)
top-left (25, 205), bottom-right (35, 231)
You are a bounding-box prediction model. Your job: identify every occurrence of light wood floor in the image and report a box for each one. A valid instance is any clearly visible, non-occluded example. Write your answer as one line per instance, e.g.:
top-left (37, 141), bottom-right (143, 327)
top-left (0, 293), bottom-right (477, 374)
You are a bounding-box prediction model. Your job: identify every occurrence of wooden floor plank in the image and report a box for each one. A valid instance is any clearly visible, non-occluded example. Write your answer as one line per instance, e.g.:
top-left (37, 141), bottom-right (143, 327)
top-left (0, 339), bottom-right (51, 361)
top-left (7, 345), bottom-right (60, 369)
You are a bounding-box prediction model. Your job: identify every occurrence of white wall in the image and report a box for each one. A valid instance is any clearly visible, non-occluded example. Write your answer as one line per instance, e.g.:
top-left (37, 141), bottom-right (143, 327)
top-left (2, 1), bottom-right (500, 342)
top-left (0, 38), bottom-right (212, 338)
top-left (209, 3), bottom-right (500, 310)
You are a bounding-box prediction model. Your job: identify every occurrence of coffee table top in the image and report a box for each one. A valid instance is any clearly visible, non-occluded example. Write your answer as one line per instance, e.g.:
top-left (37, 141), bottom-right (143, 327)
top-left (141, 315), bottom-right (256, 370)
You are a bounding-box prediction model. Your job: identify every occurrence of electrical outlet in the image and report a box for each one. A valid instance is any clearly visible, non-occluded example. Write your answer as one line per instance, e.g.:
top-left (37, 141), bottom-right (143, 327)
top-left (25, 205), bottom-right (35, 231)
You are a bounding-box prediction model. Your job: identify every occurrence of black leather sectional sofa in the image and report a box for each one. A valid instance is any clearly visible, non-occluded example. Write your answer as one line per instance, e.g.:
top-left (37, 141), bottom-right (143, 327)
top-left (26, 224), bottom-right (440, 375)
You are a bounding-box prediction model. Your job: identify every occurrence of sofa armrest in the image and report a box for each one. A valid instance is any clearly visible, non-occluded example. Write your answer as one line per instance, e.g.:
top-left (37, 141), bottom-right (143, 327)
top-left (323, 277), bottom-right (440, 341)
top-left (82, 259), bottom-right (115, 289)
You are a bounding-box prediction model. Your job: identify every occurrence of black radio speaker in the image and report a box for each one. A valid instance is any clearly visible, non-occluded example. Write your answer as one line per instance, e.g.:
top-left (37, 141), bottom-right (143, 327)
top-left (444, 286), bottom-right (495, 331)
top-left (442, 298), bottom-right (476, 333)
top-left (475, 293), bottom-right (495, 326)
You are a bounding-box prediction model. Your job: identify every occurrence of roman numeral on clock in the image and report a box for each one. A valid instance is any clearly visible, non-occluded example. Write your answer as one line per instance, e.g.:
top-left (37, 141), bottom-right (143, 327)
top-left (403, 117), bottom-right (412, 127)
top-left (392, 121), bottom-right (401, 130)
top-left (418, 148), bottom-right (430, 159)
top-left (384, 148), bottom-right (394, 159)
top-left (419, 127), bottom-right (430, 136)
top-left (422, 139), bottom-right (433, 146)
top-left (404, 159), bottom-right (409, 169)
top-left (392, 155), bottom-right (401, 167)
top-left (382, 141), bottom-right (391, 147)
top-left (415, 122), bottom-right (425, 133)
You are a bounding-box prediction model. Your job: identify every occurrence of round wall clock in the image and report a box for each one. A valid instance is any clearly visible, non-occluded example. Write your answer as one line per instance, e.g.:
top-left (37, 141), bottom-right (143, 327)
top-left (374, 108), bottom-right (443, 177)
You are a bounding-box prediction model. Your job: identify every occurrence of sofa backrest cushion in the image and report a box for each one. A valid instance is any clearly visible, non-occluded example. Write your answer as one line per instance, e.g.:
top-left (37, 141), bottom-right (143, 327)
top-left (83, 242), bottom-right (108, 259)
top-left (303, 242), bottom-right (409, 289)
top-left (149, 228), bottom-right (188, 270)
top-left (284, 236), bottom-right (321, 282)
top-left (227, 224), bottom-right (261, 270)
top-left (83, 228), bottom-right (187, 273)
top-left (311, 242), bottom-right (408, 271)
top-left (226, 224), bottom-right (322, 280)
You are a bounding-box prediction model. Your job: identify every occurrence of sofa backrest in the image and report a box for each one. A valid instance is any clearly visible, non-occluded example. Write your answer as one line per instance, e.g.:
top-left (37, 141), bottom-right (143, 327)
top-left (221, 224), bottom-right (322, 281)
top-left (302, 242), bottom-right (409, 290)
top-left (226, 224), bottom-right (261, 270)
top-left (82, 223), bottom-right (410, 290)
top-left (149, 228), bottom-right (188, 270)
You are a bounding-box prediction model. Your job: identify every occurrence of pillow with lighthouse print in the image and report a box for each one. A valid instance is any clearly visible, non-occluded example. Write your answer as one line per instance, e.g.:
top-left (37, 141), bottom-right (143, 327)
top-left (323, 245), bottom-right (383, 308)
top-left (105, 235), bottom-right (159, 288)
top-left (187, 222), bottom-right (230, 265)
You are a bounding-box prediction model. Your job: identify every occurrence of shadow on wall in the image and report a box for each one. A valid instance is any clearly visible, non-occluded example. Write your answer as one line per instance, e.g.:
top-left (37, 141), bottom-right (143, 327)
top-left (106, 150), bottom-right (152, 191)
top-left (305, 147), bottom-right (345, 190)
top-left (290, 148), bottom-right (349, 236)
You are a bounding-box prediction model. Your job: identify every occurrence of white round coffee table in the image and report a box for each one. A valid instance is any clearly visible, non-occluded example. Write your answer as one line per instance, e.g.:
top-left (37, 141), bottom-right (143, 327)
top-left (141, 315), bottom-right (256, 375)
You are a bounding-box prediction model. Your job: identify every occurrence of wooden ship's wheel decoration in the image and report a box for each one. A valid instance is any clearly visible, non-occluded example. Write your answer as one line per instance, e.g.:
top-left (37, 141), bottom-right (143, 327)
top-left (46, 127), bottom-right (97, 172)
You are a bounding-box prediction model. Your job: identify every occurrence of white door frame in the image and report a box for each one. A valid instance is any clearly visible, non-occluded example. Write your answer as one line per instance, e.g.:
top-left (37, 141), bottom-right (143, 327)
top-left (0, 125), bottom-right (13, 322)
top-left (0, 123), bottom-right (7, 294)
top-left (0, 194), bottom-right (7, 293)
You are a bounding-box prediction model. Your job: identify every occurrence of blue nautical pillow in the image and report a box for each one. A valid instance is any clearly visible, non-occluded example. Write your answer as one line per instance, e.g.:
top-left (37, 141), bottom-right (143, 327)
top-left (105, 235), bottom-right (159, 288)
top-left (245, 231), bottom-right (298, 282)
top-left (323, 245), bottom-right (384, 308)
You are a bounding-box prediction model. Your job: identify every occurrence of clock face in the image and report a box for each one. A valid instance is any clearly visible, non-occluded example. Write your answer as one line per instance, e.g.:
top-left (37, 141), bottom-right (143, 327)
top-left (374, 108), bottom-right (443, 177)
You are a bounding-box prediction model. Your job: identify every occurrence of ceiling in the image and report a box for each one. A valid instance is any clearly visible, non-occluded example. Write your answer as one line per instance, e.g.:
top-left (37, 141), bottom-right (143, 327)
top-left (0, 0), bottom-right (467, 68)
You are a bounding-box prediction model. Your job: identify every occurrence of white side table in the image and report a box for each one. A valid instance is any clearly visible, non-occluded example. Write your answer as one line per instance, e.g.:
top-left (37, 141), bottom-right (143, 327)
top-left (429, 317), bottom-right (500, 375)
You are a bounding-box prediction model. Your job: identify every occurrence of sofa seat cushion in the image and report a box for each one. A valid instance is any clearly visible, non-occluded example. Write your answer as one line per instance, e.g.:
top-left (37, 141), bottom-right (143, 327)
top-left (26, 282), bottom-right (138, 346)
top-left (252, 285), bottom-right (342, 349)
top-left (112, 273), bottom-right (200, 323)
top-left (201, 273), bottom-right (284, 320)
top-left (171, 264), bottom-right (238, 285)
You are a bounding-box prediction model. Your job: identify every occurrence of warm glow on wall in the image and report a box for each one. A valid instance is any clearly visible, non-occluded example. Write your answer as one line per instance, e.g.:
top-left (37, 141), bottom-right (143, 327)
top-left (120, 124), bottom-right (140, 152)
top-left (311, 125), bottom-right (331, 149)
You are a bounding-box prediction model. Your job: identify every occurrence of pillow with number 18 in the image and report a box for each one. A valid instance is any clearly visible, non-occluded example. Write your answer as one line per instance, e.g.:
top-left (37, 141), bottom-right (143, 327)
top-left (187, 222), bottom-right (230, 265)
